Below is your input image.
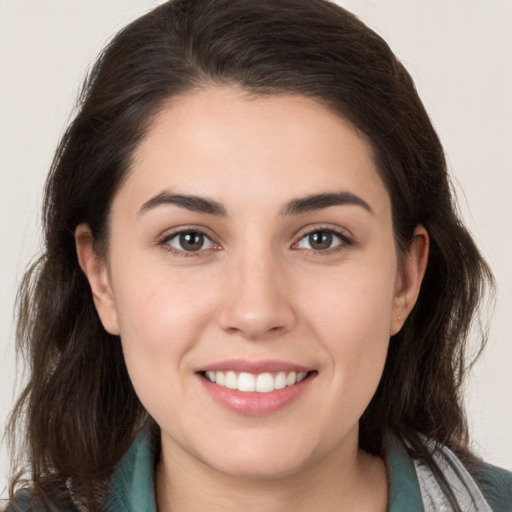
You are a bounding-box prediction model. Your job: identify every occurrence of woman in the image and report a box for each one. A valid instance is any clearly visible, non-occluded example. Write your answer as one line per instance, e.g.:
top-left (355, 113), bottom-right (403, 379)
top-left (5, 0), bottom-right (512, 510)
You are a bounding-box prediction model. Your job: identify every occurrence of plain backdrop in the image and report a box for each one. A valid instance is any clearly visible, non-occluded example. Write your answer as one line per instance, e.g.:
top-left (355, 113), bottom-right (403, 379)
top-left (1, 0), bottom-right (511, 497)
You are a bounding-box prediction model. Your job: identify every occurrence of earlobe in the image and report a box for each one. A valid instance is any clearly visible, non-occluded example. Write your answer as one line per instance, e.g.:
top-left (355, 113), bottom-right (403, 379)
top-left (391, 226), bottom-right (429, 335)
top-left (75, 224), bottom-right (120, 335)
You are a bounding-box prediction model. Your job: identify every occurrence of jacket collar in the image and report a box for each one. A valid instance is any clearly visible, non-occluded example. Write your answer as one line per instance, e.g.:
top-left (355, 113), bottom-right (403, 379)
top-left (105, 428), bottom-right (424, 512)
top-left (104, 429), bottom-right (158, 512)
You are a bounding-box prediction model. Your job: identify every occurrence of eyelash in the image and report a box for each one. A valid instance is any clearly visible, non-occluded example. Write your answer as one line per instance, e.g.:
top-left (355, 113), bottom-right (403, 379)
top-left (158, 226), bottom-right (352, 257)
top-left (292, 226), bottom-right (352, 255)
top-left (158, 228), bottom-right (219, 257)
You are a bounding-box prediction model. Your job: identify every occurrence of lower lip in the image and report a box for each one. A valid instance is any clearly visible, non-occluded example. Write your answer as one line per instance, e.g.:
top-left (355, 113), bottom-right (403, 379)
top-left (199, 374), bottom-right (315, 416)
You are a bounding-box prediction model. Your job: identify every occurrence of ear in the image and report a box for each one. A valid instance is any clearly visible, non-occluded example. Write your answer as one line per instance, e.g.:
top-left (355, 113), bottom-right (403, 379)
top-left (390, 225), bottom-right (429, 335)
top-left (75, 224), bottom-right (120, 335)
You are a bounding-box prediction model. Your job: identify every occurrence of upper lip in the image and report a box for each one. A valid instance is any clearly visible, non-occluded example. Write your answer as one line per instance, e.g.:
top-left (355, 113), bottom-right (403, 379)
top-left (197, 359), bottom-right (315, 374)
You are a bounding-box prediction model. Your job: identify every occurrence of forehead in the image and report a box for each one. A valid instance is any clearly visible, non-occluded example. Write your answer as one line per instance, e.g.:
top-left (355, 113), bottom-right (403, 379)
top-left (119, 86), bottom-right (391, 219)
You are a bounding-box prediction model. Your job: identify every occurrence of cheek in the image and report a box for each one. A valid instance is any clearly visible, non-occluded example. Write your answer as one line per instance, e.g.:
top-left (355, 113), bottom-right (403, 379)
top-left (109, 254), bottom-right (229, 390)
top-left (303, 257), bottom-right (397, 345)
top-left (109, 261), bottom-right (209, 395)
top-left (298, 258), bottom-right (396, 407)
top-left (112, 248), bottom-right (214, 339)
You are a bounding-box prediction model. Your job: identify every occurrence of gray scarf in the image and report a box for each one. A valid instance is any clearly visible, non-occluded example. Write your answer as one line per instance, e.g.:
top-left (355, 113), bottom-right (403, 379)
top-left (413, 439), bottom-right (493, 512)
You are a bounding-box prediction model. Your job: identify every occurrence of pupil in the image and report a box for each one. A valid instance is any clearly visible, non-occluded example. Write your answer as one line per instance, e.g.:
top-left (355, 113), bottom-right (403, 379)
top-left (180, 232), bottom-right (203, 251)
top-left (309, 232), bottom-right (332, 250)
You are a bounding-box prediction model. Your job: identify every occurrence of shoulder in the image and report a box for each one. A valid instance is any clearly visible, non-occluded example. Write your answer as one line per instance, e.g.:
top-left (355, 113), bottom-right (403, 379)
top-left (2, 489), bottom-right (78, 512)
top-left (384, 432), bottom-right (512, 512)
top-left (472, 461), bottom-right (512, 512)
top-left (1, 490), bottom-right (30, 512)
top-left (3, 429), bottom-right (157, 512)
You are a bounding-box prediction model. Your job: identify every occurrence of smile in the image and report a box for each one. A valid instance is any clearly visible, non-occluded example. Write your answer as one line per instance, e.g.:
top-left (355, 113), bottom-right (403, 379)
top-left (198, 362), bottom-right (317, 415)
top-left (203, 370), bottom-right (309, 393)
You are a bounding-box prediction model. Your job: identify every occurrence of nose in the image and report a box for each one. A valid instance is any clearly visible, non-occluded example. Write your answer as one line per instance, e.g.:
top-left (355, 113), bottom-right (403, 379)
top-left (217, 250), bottom-right (297, 340)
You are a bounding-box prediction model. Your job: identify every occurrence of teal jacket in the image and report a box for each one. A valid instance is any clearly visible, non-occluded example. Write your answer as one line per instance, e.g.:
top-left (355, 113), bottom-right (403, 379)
top-left (103, 430), bottom-right (512, 512)
top-left (7, 430), bottom-right (512, 511)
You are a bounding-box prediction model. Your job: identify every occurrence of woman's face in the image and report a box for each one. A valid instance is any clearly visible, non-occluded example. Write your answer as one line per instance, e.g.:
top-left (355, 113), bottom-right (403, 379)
top-left (78, 86), bottom-right (427, 478)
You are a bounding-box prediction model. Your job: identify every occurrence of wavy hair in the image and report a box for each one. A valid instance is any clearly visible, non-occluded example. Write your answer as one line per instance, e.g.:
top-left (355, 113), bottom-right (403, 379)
top-left (7, 0), bottom-right (493, 510)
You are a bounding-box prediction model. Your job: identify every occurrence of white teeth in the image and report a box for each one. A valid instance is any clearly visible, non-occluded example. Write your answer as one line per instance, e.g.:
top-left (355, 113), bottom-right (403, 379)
top-left (225, 371), bottom-right (237, 389)
top-left (255, 373), bottom-right (274, 393)
top-left (274, 371), bottom-right (287, 390)
top-left (204, 369), bottom-right (309, 393)
top-left (286, 371), bottom-right (296, 386)
top-left (238, 372), bottom-right (256, 392)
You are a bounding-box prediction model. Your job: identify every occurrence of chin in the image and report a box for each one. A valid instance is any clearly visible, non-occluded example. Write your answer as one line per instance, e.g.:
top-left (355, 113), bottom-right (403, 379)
top-left (190, 430), bottom-right (326, 480)
top-left (205, 452), bottom-right (312, 480)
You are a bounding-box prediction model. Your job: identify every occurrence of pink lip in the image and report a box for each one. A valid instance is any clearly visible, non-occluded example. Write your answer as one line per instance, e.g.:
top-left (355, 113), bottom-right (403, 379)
top-left (197, 359), bottom-right (317, 416)
top-left (198, 359), bottom-right (313, 374)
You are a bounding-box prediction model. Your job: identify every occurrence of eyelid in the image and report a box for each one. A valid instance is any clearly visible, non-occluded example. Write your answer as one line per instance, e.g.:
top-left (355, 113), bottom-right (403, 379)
top-left (158, 225), bottom-right (222, 256)
top-left (291, 224), bottom-right (352, 252)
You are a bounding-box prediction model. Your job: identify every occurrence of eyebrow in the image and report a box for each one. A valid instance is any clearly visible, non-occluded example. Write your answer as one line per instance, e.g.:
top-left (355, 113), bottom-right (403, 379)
top-left (139, 192), bottom-right (227, 216)
top-left (281, 192), bottom-right (374, 216)
top-left (138, 190), bottom-right (373, 217)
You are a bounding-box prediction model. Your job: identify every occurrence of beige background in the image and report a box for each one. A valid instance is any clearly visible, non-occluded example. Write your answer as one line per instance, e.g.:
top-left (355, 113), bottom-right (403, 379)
top-left (1, 0), bottom-right (511, 496)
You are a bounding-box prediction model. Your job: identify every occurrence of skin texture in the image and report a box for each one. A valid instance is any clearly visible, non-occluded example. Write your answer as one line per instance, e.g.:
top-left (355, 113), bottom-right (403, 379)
top-left (76, 87), bottom-right (428, 512)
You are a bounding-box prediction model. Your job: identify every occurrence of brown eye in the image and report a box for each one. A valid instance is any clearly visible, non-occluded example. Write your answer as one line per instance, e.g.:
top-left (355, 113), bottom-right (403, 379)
top-left (295, 230), bottom-right (345, 251)
top-left (308, 232), bottom-right (333, 250)
top-left (179, 232), bottom-right (204, 251)
top-left (166, 231), bottom-right (214, 252)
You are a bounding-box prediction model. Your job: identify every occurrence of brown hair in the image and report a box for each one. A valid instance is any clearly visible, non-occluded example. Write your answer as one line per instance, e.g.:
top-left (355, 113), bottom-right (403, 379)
top-left (7, 0), bottom-right (493, 510)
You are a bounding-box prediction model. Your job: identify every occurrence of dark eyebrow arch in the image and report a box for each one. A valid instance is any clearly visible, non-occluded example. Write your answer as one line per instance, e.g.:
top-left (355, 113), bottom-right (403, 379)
top-left (282, 192), bottom-right (374, 216)
top-left (139, 192), bottom-right (227, 216)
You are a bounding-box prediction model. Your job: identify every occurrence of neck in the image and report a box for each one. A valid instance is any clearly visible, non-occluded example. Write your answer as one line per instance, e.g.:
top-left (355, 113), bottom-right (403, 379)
top-left (155, 430), bottom-right (388, 512)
